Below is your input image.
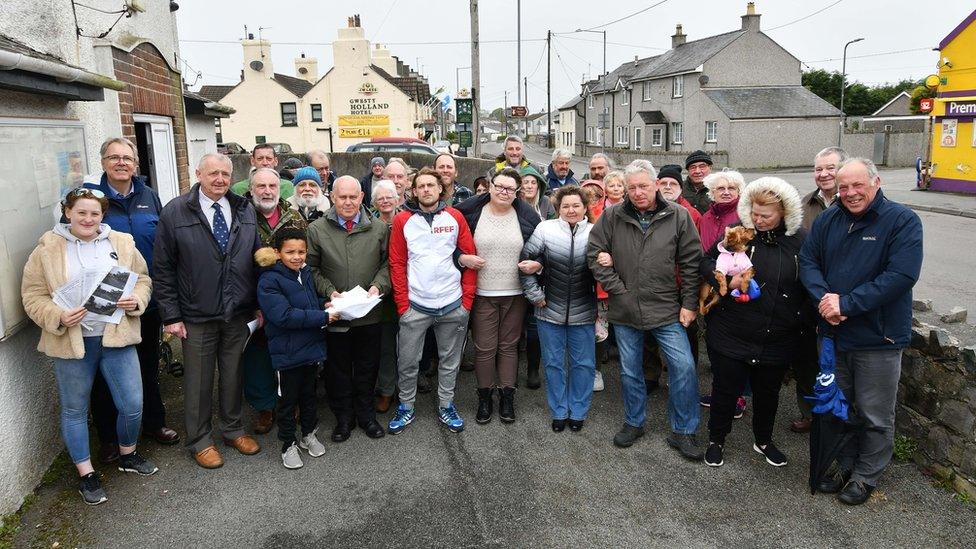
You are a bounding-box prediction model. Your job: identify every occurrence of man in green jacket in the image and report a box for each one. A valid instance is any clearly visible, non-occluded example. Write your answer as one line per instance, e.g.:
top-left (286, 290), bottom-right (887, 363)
top-left (306, 176), bottom-right (391, 443)
top-left (230, 143), bottom-right (295, 199)
top-left (587, 159), bottom-right (704, 459)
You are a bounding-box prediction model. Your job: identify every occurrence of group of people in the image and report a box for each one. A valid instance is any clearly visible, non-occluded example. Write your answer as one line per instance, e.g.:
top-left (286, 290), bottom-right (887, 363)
top-left (22, 134), bottom-right (921, 509)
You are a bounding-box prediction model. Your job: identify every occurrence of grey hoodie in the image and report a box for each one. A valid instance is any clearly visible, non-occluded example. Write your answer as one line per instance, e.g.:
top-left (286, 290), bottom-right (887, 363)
top-left (53, 223), bottom-right (118, 336)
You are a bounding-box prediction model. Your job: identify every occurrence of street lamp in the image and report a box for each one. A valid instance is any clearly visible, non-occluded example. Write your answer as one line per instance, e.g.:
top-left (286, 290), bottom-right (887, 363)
top-left (456, 66), bottom-right (471, 94)
top-left (574, 29), bottom-right (606, 76)
top-left (838, 37), bottom-right (864, 146)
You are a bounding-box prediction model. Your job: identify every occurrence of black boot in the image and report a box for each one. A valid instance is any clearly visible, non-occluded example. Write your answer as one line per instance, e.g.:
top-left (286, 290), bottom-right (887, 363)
top-left (476, 388), bottom-right (493, 424)
top-left (499, 387), bottom-right (516, 423)
top-left (526, 337), bottom-right (541, 390)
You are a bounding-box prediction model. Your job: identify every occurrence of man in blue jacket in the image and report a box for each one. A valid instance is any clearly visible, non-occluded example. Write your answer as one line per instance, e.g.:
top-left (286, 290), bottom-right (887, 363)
top-left (799, 157), bottom-right (923, 506)
top-left (83, 137), bottom-right (180, 464)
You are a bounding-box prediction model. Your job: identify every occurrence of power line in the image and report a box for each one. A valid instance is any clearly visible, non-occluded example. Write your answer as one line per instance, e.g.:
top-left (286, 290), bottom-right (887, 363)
top-left (559, 35), bottom-right (667, 51)
top-left (551, 43), bottom-right (581, 90)
top-left (180, 37), bottom-right (548, 46)
top-left (369, 0), bottom-right (400, 40)
top-left (578, 0), bottom-right (671, 31)
top-left (525, 41), bottom-right (547, 79)
top-left (765, 0), bottom-right (845, 31)
top-left (803, 46), bottom-right (934, 64)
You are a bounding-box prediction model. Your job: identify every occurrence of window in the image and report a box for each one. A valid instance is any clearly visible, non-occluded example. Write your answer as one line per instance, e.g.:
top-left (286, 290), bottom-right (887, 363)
top-left (311, 103), bottom-right (323, 122)
top-left (280, 102), bottom-right (298, 126)
top-left (634, 127), bottom-right (643, 150)
top-left (214, 118), bottom-right (223, 143)
top-left (621, 89), bottom-right (629, 106)
top-left (671, 122), bottom-right (684, 144)
top-left (705, 121), bottom-right (717, 143)
top-left (884, 124), bottom-right (893, 132)
top-left (672, 75), bottom-right (683, 98)
top-left (642, 81), bottom-right (652, 101)
top-left (616, 126), bottom-right (628, 144)
top-left (587, 95), bottom-right (594, 109)
top-left (651, 128), bottom-right (663, 146)
top-left (586, 126), bottom-right (594, 142)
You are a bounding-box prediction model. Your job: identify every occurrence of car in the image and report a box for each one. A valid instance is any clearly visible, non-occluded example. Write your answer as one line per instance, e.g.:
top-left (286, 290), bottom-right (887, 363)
top-left (479, 136), bottom-right (488, 143)
top-left (217, 142), bottom-right (246, 155)
top-left (346, 137), bottom-right (440, 155)
top-left (433, 140), bottom-right (452, 153)
top-left (266, 143), bottom-right (293, 154)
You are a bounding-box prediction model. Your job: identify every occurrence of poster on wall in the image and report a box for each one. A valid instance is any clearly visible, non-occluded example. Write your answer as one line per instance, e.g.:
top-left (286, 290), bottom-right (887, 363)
top-left (941, 119), bottom-right (957, 148)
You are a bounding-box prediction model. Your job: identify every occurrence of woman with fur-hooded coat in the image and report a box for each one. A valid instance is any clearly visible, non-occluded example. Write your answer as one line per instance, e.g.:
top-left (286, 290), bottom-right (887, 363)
top-left (697, 176), bottom-right (808, 468)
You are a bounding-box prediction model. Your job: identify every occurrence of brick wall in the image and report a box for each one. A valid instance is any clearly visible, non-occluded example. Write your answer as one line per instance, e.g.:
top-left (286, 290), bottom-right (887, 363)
top-left (112, 43), bottom-right (190, 192)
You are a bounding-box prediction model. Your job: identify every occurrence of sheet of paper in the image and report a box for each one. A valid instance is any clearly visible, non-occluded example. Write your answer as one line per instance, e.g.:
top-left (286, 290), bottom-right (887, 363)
top-left (326, 285), bottom-right (383, 321)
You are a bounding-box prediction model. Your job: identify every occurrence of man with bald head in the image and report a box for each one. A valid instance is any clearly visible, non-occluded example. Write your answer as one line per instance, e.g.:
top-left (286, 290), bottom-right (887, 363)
top-left (306, 176), bottom-right (391, 442)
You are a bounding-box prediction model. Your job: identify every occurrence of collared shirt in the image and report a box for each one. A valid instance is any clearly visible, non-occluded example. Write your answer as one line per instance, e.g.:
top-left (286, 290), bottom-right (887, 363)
top-left (199, 191), bottom-right (233, 232)
top-left (817, 190), bottom-right (836, 207)
top-left (338, 211), bottom-right (362, 229)
top-left (106, 180), bottom-right (134, 199)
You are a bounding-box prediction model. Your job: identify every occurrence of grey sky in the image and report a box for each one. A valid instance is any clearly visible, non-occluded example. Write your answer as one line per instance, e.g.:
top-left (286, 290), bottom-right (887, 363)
top-left (176, 1), bottom-right (974, 113)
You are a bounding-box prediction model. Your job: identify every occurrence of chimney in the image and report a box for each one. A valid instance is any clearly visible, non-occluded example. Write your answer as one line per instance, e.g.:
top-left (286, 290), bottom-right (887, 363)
top-left (241, 37), bottom-right (273, 81)
top-left (294, 52), bottom-right (318, 83)
top-left (633, 55), bottom-right (639, 67)
top-left (741, 2), bottom-right (761, 32)
top-left (671, 24), bottom-right (686, 48)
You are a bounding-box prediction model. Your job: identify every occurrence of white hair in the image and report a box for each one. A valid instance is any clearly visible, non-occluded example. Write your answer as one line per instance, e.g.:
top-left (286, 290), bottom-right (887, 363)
top-left (589, 152), bottom-right (613, 168)
top-left (703, 169), bottom-right (745, 199)
top-left (370, 179), bottom-right (399, 205)
top-left (623, 159), bottom-right (657, 181)
top-left (306, 149), bottom-right (330, 164)
top-left (249, 167), bottom-right (280, 189)
top-left (815, 146), bottom-right (848, 163)
top-left (552, 148), bottom-right (572, 162)
top-left (197, 153), bottom-right (233, 171)
top-left (99, 137), bottom-right (137, 158)
top-left (837, 157), bottom-right (879, 181)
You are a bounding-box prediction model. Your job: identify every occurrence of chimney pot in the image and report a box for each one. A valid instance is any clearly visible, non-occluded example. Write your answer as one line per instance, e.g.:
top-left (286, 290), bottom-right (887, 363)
top-left (671, 23), bottom-right (686, 48)
top-left (741, 2), bottom-right (761, 31)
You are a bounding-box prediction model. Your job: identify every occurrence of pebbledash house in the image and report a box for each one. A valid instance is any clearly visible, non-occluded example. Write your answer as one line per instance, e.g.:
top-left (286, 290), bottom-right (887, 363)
top-left (559, 2), bottom-right (841, 169)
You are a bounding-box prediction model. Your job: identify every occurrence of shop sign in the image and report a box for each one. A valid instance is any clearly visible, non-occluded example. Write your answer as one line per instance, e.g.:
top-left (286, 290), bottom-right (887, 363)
top-left (349, 98), bottom-right (390, 115)
top-left (919, 98), bottom-right (933, 113)
top-left (339, 126), bottom-right (391, 138)
top-left (358, 82), bottom-right (378, 95)
top-left (338, 115), bottom-right (389, 127)
top-left (946, 101), bottom-right (976, 117)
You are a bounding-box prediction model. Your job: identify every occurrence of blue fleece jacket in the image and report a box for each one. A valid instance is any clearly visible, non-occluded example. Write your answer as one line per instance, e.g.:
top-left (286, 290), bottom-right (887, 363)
top-left (799, 189), bottom-right (923, 352)
top-left (83, 174), bottom-right (161, 275)
top-left (257, 262), bottom-right (329, 370)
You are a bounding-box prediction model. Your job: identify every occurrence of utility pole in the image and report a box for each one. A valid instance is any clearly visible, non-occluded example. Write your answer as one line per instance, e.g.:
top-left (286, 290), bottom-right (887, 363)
top-left (504, 90), bottom-right (508, 136)
top-left (516, 0), bottom-right (521, 138)
top-left (838, 37), bottom-right (864, 146)
top-left (546, 29), bottom-right (552, 149)
top-left (524, 76), bottom-right (528, 135)
top-left (470, 0), bottom-right (481, 157)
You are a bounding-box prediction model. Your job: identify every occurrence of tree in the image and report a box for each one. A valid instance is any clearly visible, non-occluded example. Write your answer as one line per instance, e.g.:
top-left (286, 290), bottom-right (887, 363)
top-left (490, 107), bottom-right (504, 121)
top-left (908, 85), bottom-right (937, 115)
top-left (803, 69), bottom-right (922, 116)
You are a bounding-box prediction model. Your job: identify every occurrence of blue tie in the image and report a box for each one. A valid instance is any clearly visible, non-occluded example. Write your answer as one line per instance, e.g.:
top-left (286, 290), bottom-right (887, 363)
top-left (211, 203), bottom-right (229, 252)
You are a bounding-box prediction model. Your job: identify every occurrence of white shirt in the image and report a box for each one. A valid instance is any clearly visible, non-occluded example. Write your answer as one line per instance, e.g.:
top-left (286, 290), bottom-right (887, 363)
top-left (198, 192), bottom-right (233, 232)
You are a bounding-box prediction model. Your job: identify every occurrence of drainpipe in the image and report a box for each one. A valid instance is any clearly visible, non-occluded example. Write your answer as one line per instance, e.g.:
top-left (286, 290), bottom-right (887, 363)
top-left (0, 49), bottom-right (125, 91)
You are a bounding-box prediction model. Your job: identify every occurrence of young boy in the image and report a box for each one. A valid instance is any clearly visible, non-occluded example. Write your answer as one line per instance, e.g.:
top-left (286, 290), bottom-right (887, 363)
top-left (256, 228), bottom-right (336, 469)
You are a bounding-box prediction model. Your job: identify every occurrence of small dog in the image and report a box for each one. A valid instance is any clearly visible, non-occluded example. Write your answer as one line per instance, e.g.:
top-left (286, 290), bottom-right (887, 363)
top-left (698, 226), bottom-right (756, 315)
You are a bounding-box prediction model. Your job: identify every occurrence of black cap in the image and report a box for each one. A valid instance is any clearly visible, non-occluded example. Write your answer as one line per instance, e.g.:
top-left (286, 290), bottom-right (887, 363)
top-left (657, 164), bottom-right (683, 183)
top-left (685, 150), bottom-right (713, 169)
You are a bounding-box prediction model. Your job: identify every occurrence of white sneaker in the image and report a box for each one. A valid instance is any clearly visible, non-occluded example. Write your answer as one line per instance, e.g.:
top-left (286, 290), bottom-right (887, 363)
top-left (298, 430), bottom-right (325, 458)
top-left (593, 370), bottom-right (605, 392)
top-left (282, 443), bottom-right (304, 469)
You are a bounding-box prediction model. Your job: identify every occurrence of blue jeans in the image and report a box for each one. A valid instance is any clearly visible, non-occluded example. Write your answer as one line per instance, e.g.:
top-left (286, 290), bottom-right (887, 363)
top-left (537, 320), bottom-right (596, 421)
top-left (53, 337), bottom-right (143, 464)
top-left (613, 322), bottom-right (699, 434)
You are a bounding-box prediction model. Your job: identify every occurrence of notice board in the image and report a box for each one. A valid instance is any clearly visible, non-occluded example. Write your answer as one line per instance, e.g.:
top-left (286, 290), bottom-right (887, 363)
top-left (0, 118), bottom-right (88, 341)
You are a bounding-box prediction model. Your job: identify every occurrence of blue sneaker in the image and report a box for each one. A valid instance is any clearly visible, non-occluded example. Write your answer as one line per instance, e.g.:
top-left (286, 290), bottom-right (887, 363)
top-left (388, 403), bottom-right (415, 435)
top-left (438, 402), bottom-right (465, 433)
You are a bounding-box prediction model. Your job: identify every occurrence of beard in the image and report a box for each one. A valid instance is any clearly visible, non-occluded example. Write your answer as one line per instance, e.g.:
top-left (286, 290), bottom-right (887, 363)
top-left (252, 195), bottom-right (278, 214)
top-left (295, 194), bottom-right (319, 209)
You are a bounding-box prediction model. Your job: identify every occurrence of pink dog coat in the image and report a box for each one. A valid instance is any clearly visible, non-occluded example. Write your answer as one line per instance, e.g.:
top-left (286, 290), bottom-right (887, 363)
top-left (715, 243), bottom-right (752, 276)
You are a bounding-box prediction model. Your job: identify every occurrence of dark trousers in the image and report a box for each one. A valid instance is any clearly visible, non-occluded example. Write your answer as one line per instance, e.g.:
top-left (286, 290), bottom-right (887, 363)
top-left (92, 307), bottom-right (166, 443)
top-left (707, 347), bottom-right (787, 445)
top-left (326, 324), bottom-right (382, 426)
top-left (792, 329), bottom-right (819, 419)
top-left (276, 363), bottom-right (319, 450)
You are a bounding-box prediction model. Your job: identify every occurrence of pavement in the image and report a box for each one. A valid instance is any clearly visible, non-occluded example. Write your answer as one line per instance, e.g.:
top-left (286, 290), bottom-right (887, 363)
top-left (12, 348), bottom-right (976, 547)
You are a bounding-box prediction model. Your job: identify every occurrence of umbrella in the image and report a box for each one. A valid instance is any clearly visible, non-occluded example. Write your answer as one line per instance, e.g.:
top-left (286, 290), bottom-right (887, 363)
top-left (807, 336), bottom-right (848, 420)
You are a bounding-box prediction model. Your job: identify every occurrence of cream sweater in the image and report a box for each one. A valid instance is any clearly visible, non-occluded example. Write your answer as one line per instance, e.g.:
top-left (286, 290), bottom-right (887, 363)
top-left (473, 205), bottom-right (523, 296)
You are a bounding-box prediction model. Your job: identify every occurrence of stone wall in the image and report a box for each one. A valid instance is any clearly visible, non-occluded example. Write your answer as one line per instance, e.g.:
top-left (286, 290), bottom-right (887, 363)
top-left (578, 145), bottom-right (730, 172)
top-left (897, 309), bottom-right (976, 498)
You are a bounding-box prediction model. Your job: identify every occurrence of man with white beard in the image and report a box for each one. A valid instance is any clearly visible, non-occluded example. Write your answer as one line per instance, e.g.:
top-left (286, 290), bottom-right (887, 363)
top-left (287, 167), bottom-right (332, 223)
top-left (244, 168), bottom-right (308, 435)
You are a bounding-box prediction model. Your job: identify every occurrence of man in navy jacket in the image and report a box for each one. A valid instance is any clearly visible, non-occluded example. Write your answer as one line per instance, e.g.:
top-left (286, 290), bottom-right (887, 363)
top-left (83, 137), bottom-right (180, 464)
top-left (799, 157), bottom-right (923, 506)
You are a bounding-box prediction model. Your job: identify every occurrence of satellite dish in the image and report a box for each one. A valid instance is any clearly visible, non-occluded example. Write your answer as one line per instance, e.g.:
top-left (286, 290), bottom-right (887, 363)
top-left (298, 67), bottom-right (308, 74)
top-left (249, 60), bottom-right (264, 72)
top-left (698, 74), bottom-right (709, 85)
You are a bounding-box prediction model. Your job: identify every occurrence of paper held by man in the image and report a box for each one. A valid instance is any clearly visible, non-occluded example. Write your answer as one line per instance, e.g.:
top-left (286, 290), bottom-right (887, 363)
top-left (52, 266), bottom-right (138, 326)
top-left (326, 286), bottom-right (382, 321)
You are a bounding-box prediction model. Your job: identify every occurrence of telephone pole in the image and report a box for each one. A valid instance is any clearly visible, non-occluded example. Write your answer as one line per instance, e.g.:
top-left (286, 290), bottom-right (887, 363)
top-left (516, 0), bottom-right (521, 137)
top-left (546, 30), bottom-right (552, 148)
top-left (470, 0), bottom-right (481, 156)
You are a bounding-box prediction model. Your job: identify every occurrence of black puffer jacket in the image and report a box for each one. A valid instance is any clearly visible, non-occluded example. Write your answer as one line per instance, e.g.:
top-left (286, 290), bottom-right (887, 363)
top-left (454, 193), bottom-right (541, 242)
top-left (519, 218), bottom-right (596, 326)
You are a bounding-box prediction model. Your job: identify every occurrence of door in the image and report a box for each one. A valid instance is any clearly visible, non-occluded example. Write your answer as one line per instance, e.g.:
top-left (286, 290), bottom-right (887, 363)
top-left (133, 114), bottom-right (180, 205)
top-left (634, 127), bottom-right (643, 150)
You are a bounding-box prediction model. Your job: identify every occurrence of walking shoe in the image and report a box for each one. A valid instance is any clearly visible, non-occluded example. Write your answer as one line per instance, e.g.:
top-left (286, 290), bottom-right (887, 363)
top-left (734, 396), bottom-right (747, 419)
top-left (567, 419), bottom-right (584, 432)
top-left (699, 394), bottom-right (712, 407)
top-left (375, 394), bottom-right (393, 414)
top-left (593, 371), bottom-right (605, 392)
top-left (118, 451), bottom-right (159, 476)
top-left (438, 403), bottom-right (465, 433)
top-left (79, 472), bottom-right (108, 505)
top-left (666, 433), bottom-right (704, 461)
top-left (612, 424), bottom-right (645, 448)
top-left (551, 419), bottom-right (566, 432)
top-left (387, 403), bottom-right (416, 435)
top-left (476, 388), bottom-right (493, 424)
top-left (254, 409), bottom-right (275, 434)
top-left (817, 469), bottom-right (851, 494)
top-left (499, 387), bottom-right (516, 423)
top-left (704, 442), bottom-right (724, 467)
top-left (753, 442), bottom-right (788, 467)
top-left (299, 430), bottom-right (326, 457)
top-left (281, 443), bottom-right (304, 469)
top-left (838, 480), bottom-right (874, 506)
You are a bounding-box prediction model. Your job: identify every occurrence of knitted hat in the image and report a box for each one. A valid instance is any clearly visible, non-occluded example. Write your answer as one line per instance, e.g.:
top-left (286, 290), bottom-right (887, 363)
top-left (657, 164), bottom-right (683, 183)
top-left (685, 150), bottom-right (713, 169)
top-left (370, 156), bottom-right (386, 168)
top-left (282, 157), bottom-right (304, 170)
top-left (292, 166), bottom-right (322, 187)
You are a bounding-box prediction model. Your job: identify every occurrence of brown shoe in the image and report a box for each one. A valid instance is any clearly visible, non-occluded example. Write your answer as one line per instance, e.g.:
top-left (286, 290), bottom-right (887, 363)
top-left (254, 410), bottom-right (275, 435)
top-left (223, 435), bottom-right (261, 455)
top-left (790, 417), bottom-right (812, 433)
top-left (375, 394), bottom-right (393, 413)
top-left (148, 427), bottom-right (181, 445)
top-left (194, 446), bottom-right (224, 469)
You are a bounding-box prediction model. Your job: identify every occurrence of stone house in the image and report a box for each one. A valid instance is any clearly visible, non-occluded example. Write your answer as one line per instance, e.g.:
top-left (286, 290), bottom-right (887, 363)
top-left (860, 91), bottom-right (927, 132)
top-left (200, 16), bottom-right (432, 154)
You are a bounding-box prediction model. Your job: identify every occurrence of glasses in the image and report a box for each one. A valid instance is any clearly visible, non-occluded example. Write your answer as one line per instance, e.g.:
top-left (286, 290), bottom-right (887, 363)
top-left (492, 183), bottom-right (520, 195)
top-left (103, 154), bottom-right (136, 165)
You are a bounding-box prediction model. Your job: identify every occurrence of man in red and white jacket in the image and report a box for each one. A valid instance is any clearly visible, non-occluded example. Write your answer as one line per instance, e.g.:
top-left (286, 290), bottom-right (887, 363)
top-left (387, 167), bottom-right (477, 434)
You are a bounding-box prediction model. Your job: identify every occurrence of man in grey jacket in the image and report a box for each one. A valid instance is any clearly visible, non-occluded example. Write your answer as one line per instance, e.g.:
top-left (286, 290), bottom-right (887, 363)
top-left (587, 159), bottom-right (704, 459)
top-left (154, 153), bottom-right (262, 469)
